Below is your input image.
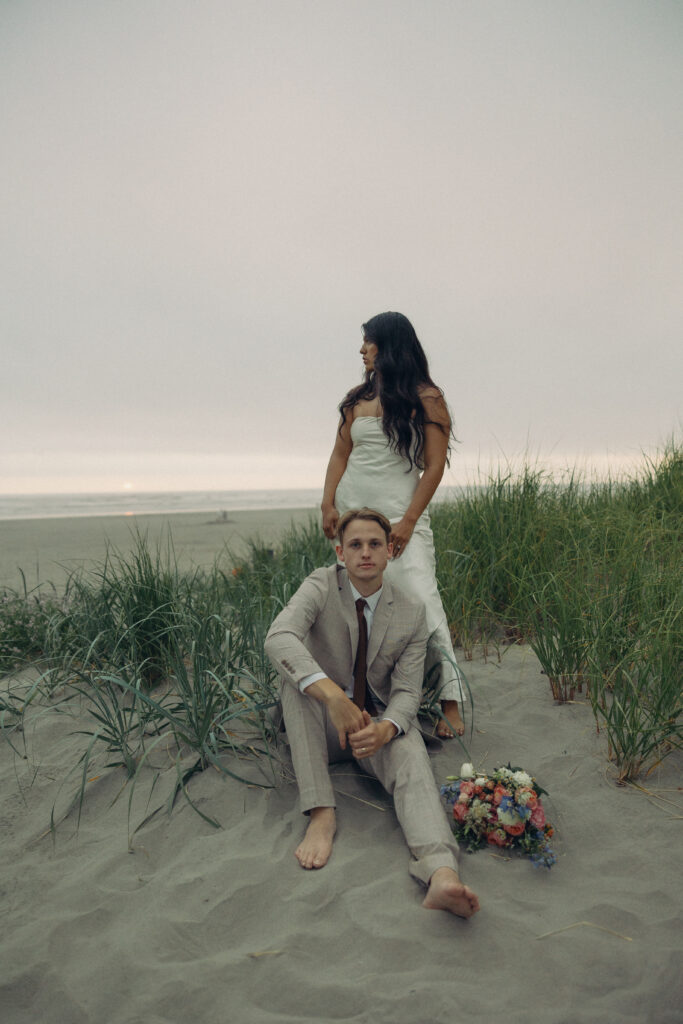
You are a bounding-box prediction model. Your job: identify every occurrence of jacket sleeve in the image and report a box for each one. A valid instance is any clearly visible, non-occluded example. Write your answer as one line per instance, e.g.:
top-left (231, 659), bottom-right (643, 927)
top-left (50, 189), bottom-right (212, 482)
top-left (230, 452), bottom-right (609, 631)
top-left (264, 569), bottom-right (331, 690)
top-left (381, 604), bottom-right (429, 734)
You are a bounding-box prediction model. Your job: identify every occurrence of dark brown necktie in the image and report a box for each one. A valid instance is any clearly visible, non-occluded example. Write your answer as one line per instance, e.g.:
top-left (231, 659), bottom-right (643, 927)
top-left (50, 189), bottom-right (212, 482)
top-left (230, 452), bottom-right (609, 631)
top-left (353, 598), bottom-right (376, 715)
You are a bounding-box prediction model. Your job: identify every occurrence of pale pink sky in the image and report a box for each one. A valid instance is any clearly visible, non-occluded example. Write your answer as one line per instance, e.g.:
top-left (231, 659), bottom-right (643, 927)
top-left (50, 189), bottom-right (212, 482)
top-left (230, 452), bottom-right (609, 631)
top-left (2, 0), bottom-right (681, 493)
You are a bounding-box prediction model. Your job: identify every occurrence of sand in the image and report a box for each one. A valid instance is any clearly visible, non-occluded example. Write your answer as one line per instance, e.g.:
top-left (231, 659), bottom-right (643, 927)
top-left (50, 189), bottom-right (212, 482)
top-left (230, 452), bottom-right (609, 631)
top-left (1, 643), bottom-right (680, 1024)
top-left (0, 507), bottom-right (319, 592)
top-left (1, 512), bottom-right (681, 1023)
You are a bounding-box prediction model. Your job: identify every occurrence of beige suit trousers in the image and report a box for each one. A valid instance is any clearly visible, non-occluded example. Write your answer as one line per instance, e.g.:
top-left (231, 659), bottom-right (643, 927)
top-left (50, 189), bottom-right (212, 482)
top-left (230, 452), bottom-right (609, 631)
top-left (281, 682), bottom-right (460, 887)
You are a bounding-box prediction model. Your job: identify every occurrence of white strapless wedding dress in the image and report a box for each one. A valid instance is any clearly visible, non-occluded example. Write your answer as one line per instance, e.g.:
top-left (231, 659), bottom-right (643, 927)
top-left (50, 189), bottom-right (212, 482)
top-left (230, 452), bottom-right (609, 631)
top-left (335, 417), bottom-right (465, 703)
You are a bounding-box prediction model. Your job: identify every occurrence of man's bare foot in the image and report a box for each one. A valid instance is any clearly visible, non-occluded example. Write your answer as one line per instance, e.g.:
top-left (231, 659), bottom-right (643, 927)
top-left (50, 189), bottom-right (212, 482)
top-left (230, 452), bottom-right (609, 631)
top-left (436, 700), bottom-right (465, 738)
top-left (295, 807), bottom-right (336, 869)
top-left (423, 867), bottom-right (480, 918)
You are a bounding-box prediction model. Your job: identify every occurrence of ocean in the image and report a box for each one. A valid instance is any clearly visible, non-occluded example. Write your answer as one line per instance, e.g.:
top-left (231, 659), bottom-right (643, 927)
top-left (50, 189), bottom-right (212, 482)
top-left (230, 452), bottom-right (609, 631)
top-left (0, 489), bottom-right (323, 522)
top-left (0, 485), bottom-right (465, 522)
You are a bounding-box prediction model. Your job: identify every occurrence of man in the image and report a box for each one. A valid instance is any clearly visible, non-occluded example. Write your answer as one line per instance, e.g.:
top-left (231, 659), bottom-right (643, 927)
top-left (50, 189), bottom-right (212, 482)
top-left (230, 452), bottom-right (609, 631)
top-left (264, 507), bottom-right (480, 919)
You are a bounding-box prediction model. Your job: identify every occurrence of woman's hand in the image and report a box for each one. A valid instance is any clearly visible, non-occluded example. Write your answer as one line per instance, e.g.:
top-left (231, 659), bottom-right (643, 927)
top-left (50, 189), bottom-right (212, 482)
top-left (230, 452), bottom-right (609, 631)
top-left (321, 416), bottom-right (352, 541)
top-left (321, 504), bottom-right (340, 540)
top-left (389, 517), bottom-right (416, 559)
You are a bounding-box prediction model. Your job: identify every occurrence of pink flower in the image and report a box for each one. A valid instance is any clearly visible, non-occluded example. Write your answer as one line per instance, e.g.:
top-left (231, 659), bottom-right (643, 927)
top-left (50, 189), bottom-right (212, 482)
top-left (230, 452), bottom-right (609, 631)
top-left (493, 785), bottom-right (510, 806)
top-left (459, 781), bottom-right (475, 799)
top-left (453, 803), bottom-right (468, 823)
top-left (530, 804), bottom-right (546, 828)
top-left (517, 787), bottom-right (538, 809)
top-left (486, 828), bottom-right (509, 847)
top-left (503, 822), bottom-right (525, 837)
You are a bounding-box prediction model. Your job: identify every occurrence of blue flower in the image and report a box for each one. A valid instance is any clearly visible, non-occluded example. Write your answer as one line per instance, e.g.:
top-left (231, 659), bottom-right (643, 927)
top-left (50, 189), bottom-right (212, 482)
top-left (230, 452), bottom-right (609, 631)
top-left (531, 845), bottom-right (556, 869)
top-left (440, 782), bottom-right (460, 804)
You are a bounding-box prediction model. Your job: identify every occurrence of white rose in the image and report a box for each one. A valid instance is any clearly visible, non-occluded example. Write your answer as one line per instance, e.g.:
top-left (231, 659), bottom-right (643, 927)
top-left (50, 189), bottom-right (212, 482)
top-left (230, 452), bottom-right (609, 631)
top-left (460, 763), bottom-right (475, 778)
top-left (512, 771), bottom-right (532, 787)
top-left (497, 807), bottom-right (524, 827)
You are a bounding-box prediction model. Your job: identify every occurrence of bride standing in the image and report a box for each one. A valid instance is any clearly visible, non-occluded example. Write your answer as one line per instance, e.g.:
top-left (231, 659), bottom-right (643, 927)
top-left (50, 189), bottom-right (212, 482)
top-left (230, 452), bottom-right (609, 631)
top-left (321, 311), bottom-right (466, 737)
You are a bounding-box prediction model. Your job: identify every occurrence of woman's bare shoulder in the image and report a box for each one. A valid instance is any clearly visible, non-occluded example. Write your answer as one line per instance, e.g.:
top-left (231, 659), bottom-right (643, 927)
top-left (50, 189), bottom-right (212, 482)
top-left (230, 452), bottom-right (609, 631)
top-left (418, 385), bottom-right (449, 422)
top-left (350, 397), bottom-right (382, 418)
top-left (418, 384), bottom-right (443, 399)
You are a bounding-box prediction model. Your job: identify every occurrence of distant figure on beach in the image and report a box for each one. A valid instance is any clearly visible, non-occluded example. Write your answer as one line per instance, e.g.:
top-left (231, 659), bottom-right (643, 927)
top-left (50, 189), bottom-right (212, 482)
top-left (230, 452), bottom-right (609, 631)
top-left (321, 311), bottom-right (467, 738)
top-left (265, 507), bottom-right (480, 919)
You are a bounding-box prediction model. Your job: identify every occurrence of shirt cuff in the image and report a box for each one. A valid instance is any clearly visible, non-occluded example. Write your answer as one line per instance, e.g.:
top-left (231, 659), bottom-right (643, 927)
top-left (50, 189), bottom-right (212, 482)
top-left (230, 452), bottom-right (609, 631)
top-left (380, 717), bottom-right (401, 737)
top-left (300, 671), bottom-right (327, 693)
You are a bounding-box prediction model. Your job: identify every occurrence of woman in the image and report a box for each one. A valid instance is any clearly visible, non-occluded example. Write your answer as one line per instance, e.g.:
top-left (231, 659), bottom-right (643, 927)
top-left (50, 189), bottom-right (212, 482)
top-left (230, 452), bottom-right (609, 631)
top-left (321, 311), bottom-right (466, 737)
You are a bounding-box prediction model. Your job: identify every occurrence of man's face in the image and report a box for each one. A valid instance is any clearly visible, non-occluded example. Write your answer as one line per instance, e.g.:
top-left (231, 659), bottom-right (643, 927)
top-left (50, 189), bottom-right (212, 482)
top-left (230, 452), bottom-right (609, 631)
top-left (336, 518), bottom-right (392, 593)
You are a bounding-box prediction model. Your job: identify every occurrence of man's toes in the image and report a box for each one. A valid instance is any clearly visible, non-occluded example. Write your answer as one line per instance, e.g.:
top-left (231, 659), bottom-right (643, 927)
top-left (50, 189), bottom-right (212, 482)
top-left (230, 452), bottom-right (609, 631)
top-left (295, 846), bottom-right (311, 869)
top-left (462, 887), bottom-right (480, 914)
top-left (464, 888), bottom-right (478, 908)
top-left (295, 841), bottom-right (330, 869)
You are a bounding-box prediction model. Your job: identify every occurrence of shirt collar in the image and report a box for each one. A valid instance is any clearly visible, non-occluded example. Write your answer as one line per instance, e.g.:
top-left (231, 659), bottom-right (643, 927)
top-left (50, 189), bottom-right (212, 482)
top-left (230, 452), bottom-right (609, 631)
top-left (349, 581), bottom-right (383, 613)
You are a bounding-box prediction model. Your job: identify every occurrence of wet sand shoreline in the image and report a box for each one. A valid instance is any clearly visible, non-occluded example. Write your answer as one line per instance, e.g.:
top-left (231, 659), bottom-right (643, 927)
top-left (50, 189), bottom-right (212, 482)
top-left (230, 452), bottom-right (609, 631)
top-left (0, 507), bottom-right (318, 591)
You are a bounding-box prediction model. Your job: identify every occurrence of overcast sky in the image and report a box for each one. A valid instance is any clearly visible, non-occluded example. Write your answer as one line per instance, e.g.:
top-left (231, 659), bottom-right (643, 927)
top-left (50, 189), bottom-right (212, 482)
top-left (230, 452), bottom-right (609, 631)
top-left (2, 0), bottom-right (681, 494)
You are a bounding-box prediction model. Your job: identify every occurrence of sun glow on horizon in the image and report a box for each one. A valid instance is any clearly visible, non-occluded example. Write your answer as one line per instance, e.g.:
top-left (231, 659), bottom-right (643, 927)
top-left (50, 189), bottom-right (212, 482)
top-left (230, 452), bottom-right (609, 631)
top-left (0, 443), bottom-right (674, 496)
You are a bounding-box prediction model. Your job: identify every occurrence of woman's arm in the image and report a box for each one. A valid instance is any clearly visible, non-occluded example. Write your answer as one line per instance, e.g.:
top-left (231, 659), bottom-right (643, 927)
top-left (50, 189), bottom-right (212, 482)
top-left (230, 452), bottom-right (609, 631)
top-left (320, 414), bottom-right (353, 539)
top-left (390, 392), bottom-right (450, 558)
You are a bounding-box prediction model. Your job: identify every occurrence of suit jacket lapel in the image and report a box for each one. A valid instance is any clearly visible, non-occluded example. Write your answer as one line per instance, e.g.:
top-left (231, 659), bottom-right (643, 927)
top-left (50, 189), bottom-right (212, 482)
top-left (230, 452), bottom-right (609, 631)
top-left (367, 578), bottom-right (393, 669)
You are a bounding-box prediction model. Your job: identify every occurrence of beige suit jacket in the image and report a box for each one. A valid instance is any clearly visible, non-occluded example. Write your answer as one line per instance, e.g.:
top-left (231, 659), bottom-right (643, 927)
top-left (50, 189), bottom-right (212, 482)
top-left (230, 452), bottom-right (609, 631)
top-left (264, 564), bottom-right (428, 736)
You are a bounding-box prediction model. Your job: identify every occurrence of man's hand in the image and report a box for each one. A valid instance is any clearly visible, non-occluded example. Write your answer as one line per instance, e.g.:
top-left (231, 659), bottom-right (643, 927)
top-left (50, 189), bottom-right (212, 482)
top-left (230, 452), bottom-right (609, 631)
top-left (349, 710), bottom-right (397, 759)
top-left (306, 678), bottom-right (365, 748)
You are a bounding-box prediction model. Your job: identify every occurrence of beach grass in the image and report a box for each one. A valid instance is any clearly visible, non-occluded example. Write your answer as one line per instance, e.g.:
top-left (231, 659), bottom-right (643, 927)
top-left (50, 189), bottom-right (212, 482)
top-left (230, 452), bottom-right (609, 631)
top-left (1, 443), bottom-right (680, 821)
top-left (430, 441), bottom-right (682, 780)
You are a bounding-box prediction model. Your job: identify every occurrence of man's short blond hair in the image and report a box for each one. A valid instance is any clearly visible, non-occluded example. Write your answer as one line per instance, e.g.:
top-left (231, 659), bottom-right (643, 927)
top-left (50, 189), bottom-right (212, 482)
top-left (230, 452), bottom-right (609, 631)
top-left (336, 507), bottom-right (391, 544)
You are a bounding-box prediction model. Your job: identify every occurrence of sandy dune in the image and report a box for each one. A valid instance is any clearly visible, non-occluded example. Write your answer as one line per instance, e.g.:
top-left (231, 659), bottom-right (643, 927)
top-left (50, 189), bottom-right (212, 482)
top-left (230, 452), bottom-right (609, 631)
top-left (2, 642), bottom-right (680, 1024)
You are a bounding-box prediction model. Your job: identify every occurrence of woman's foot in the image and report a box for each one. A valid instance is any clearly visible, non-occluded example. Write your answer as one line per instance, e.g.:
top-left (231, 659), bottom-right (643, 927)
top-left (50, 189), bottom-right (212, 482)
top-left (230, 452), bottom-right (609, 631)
top-left (436, 700), bottom-right (465, 738)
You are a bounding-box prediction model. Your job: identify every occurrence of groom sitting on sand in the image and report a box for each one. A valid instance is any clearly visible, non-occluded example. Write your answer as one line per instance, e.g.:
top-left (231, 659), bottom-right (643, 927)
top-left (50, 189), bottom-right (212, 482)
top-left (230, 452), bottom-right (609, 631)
top-left (264, 507), bottom-right (480, 919)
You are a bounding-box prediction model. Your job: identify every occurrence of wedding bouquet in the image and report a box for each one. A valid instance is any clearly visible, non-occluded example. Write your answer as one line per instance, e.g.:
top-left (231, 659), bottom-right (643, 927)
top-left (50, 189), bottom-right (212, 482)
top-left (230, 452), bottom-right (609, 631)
top-left (441, 763), bottom-right (556, 869)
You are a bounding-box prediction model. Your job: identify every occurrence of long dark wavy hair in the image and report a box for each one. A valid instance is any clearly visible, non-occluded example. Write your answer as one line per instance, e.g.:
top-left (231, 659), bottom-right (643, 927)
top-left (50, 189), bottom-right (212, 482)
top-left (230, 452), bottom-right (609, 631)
top-left (339, 311), bottom-right (452, 471)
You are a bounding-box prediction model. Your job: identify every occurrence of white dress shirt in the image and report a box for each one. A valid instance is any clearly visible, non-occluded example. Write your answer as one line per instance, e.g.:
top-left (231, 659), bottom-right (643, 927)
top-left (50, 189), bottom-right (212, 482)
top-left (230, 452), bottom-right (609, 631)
top-left (299, 583), bottom-right (401, 735)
